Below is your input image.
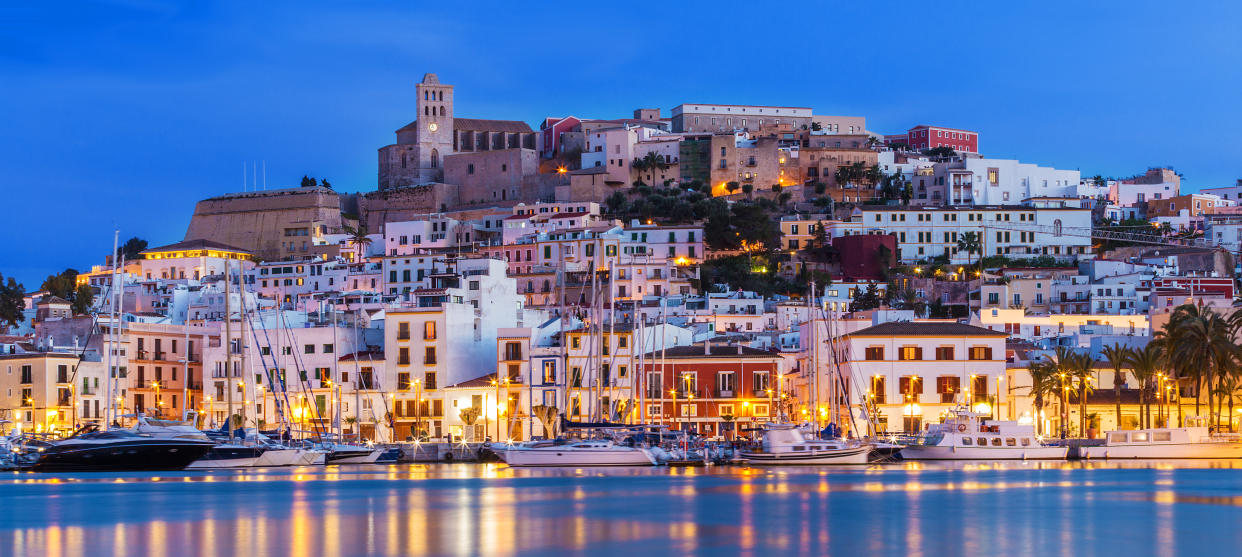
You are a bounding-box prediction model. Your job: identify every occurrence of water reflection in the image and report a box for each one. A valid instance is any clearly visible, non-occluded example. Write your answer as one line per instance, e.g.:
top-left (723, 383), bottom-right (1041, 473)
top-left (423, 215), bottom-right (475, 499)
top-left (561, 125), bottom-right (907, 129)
top-left (5, 461), bottom-right (1242, 556)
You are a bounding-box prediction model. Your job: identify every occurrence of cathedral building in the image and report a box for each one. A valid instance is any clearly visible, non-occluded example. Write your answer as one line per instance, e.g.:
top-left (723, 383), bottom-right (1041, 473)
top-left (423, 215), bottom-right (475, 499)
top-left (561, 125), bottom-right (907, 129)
top-left (378, 73), bottom-right (536, 190)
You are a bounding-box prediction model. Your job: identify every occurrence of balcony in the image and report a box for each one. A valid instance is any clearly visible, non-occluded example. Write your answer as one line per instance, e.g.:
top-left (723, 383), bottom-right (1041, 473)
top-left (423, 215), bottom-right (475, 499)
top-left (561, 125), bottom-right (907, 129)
top-left (675, 389), bottom-right (702, 398)
top-left (714, 388), bottom-right (735, 398)
top-left (752, 388), bottom-right (772, 398)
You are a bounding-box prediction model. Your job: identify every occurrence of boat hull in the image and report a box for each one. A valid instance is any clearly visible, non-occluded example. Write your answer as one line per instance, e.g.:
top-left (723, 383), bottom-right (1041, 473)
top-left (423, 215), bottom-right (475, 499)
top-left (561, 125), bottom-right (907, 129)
top-left (503, 447), bottom-right (657, 467)
top-left (739, 446), bottom-right (870, 465)
top-left (900, 445), bottom-right (1068, 460)
top-left (1081, 443), bottom-right (1242, 459)
top-left (327, 449), bottom-right (382, 464)
top-left (34, 440), bottom-right (213, 472)
top-left (185, 446), bottom-right (265, 469)
top-left (253, 448), bottom-right (303, 467)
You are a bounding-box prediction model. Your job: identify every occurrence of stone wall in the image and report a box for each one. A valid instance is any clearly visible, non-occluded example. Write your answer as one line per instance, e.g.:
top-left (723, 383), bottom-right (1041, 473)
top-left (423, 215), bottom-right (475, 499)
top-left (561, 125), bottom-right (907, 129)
top-left (184, 187), bottom-right (344, 261)
top-left (357, 184), bottom-right (460, 234)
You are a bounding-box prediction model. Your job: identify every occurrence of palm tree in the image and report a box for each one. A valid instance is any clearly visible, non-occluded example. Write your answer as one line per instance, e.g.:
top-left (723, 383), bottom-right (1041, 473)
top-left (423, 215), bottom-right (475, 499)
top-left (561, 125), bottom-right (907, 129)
top-left (1027, 360), bottom-right (1059, 436)
top-left (1050, 346), bottom-right (1077, 437)
top-left (343, 223), bottom-right (372, 261)
top-left (633, 152), bottom-right (668, 186)
top-left (1167, 303), bottom-right (1235, 426)
top-left (956, 231), bottom-right (982, 275)
top-left (1100, 343), bottom-right (1133, 429)
top-left (1071, 351), bottom-right (1097, 437)
top-left (1127, 343), bottom-right (1162, 429)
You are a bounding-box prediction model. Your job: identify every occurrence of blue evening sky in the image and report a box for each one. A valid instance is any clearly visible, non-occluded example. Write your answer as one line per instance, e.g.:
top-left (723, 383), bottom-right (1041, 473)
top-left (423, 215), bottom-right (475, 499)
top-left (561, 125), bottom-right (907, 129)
top-left (2, 1), bottom-right (1240, 286)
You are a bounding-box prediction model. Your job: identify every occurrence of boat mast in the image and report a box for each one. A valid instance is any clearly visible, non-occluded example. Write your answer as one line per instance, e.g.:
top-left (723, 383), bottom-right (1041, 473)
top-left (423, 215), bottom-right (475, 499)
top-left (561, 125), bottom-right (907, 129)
top-left (224, 258), bottom-right (234, 442)
top-left (104, 229), bottom-right (118, 429)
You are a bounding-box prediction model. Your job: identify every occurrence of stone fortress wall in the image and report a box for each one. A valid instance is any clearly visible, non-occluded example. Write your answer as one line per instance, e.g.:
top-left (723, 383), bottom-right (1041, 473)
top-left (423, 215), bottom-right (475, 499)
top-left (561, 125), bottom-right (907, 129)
top-left (183, 187), bottom-right (345, 261)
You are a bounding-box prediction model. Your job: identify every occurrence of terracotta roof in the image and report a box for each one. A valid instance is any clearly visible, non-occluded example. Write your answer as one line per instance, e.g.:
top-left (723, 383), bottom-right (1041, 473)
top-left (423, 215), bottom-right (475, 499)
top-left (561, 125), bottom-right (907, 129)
top-left (453, 118), bottom-right (533, 133)
top-left (338, 350), bottom-right (385, 362)
top-left (640, 342), bottom-right (778, 359)
top-left (39, 296), bottom-right (70, 305)
top-left (143, 239), bottom-right (251, 254)
top-left (443, 372), bottom-right (500, 389)
top-left (846, 322), bottom-right (1008, 337)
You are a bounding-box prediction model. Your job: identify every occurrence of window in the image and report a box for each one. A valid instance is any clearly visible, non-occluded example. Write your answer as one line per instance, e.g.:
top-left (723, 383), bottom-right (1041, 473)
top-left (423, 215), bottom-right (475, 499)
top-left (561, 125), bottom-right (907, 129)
top-left (898, 346), bottom-right (923, 361)
top-left (398, 348), bottom-right (410, 366)
top-left (936, 376), bottom-right (961, 403)
top-left (322, 344), bottom-right (333, 354)
top-left (934, 346), bottom-right (954, 360)
top-left (398, 322), bottom-right (410, 340)
top-left (962, 437), bottom-right (973, 445)
top-left (424, 347), bottom-right (437, 365)
top-left (864, 347), bottom-right (884, 360)
top-left (424, 322), bottom-right (436, 340)
top-left (898, 376), bottom-right (923, 396)
top-left (870, 376), bottom-right (886, 404)
top-left (304, 344), bottom-right (315, 354)
top-left (968, 346), bottom-right (993, 360)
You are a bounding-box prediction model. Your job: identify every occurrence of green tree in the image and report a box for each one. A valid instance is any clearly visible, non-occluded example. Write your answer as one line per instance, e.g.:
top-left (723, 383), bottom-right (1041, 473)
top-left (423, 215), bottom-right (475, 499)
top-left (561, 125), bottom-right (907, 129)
top-left (725, 181), bottom-right (740, 195)
top-left (956, 231), bottom-right (982, 274)
top-left (849, 283), bottom-right (882, 312)
top-left (1166, 303), bottom-right (1234, 426)
top-left (810, 122), bottom-right (822, 131)
top-left (1101, 343), bottom-right (1133, 430)
top-left (0, 274), bottom-right (25, 330)
top-left (71, 284), bottom-right (94, 315)
top-left (1127, 343), bottom-right (1162, 428)
top-left (117, 237), bottom-right (148, 262)
top-left (342, 224), bottom-right (373, 260)
top-left (300, 175), bottom-right (317, 188)
top-left (922, 146), bottom-right (957, 158)
top-left (40, 269), bottom-right (79, 300)
top-left (1027, 360), bottom-right (1060, 436)
top-left (741, 183), bottom-right (754, 196)
top-left (604, 191), bottom-right (628, 216)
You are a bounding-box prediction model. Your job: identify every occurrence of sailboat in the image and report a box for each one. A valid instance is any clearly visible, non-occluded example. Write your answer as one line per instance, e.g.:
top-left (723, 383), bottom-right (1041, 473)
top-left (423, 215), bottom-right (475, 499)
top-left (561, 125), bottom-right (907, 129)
top-left (738, 422), bottom-right (870, 465)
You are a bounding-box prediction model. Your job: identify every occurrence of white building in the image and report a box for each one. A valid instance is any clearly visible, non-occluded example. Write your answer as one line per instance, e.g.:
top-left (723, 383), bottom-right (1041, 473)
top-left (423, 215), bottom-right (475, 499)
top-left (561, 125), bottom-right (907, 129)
top-left (922, 158), bottom-right (1083, 206)
top-left (846, 199), bottom-right (1094, 264)
top-left (834, 321), bottom-right (1009, 433)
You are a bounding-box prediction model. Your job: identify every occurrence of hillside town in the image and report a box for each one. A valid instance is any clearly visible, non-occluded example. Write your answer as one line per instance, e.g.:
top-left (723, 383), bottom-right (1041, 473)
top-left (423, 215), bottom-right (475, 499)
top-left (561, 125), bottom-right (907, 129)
top-left (6, 71), bottom-right (1242, 448)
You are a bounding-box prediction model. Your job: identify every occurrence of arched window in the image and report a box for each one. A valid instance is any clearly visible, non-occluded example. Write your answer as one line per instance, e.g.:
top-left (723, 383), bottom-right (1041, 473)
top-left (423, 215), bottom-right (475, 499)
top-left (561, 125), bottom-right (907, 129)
top-left (439, 106), bottom-right (446, 116)
top-left (438, 91), bottom-right (443, 101)
top-left (1053, 219), bottom-right (1062, 237)
top-left (424, 106), bottom-right (429, 116)
top-left (424, 91), bottom-right (428, 101)
top-left (430, 148), bottom-right (439, 168)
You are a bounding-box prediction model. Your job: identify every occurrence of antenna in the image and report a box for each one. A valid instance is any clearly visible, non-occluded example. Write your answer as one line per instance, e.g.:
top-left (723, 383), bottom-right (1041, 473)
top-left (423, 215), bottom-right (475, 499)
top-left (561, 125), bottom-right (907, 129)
top-left (262, 160), bottom-right (267, 190)
top-left (242, 161), bottom-right (247, 192)
top-left (252, 160), bottom-right (257, 191)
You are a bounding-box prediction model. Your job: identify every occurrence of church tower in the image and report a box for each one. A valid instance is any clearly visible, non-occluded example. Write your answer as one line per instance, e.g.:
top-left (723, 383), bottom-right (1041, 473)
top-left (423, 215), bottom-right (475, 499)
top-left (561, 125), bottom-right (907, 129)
top-left (414, 73), bottom-right (454, 182)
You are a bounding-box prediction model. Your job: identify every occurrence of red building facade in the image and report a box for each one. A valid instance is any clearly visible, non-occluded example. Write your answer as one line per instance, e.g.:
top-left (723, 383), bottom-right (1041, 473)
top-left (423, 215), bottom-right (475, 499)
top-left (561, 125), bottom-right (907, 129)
top-left (638, 341), bottom-right (783, 438)
top-left (887, 125), bottom-right (979, 153)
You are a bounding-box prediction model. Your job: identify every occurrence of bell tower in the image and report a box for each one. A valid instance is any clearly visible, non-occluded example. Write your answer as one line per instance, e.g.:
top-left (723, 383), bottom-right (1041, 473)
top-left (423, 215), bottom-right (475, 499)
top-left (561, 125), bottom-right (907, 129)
top-left (414, 73), bottom-right (455, 182)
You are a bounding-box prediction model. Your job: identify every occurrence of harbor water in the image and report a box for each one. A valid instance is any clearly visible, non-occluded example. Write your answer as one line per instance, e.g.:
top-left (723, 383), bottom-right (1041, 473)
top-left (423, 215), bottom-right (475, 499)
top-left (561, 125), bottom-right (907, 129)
top-left (4, 461), bottom-right (1242, 556)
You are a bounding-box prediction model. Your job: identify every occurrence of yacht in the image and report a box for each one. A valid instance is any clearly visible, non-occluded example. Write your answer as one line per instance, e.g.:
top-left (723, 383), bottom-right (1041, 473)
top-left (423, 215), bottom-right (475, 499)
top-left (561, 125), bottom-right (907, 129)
top-left (32, 426), bottom-right (214, 471)
top-left (324, 443), bottom-right (384, 464)
top-left (131, 415), bottom-right (265, 469)
top-left (503, 439), bottom-right (657, 467)
top-left (902, 410), bottom-right (1067, 460)
top-left (738, 423), bottom-right (871, 465)
top-left (1080, 427), bottom-right (1242, 459)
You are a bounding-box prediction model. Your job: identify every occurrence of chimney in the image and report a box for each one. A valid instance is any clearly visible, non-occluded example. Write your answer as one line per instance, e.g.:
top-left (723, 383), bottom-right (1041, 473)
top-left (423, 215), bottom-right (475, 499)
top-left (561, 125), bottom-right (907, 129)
top-left (737, 343), bottom-right (743, 355)
top-left (704, 340), bottom-right (711, 355)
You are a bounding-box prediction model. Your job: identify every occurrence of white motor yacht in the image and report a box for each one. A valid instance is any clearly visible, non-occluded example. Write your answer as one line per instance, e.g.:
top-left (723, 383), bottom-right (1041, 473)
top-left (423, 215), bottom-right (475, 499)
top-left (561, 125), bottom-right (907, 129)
top-left (325, 443), bottom-right (383, 464)
top-left (902, 410), bottom-right (1067, 460)
top-left (738, 423), bottom-right (871, 465)
top-left (503, 440), bottom-right (657, 467)
top-left (1081, 427), bottom-right (1242, 459)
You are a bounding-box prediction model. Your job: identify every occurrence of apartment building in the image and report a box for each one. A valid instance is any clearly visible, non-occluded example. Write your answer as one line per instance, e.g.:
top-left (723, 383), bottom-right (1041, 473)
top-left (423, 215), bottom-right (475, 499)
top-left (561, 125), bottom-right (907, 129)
top-left (835, 322), bottom-right (1007, 433)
